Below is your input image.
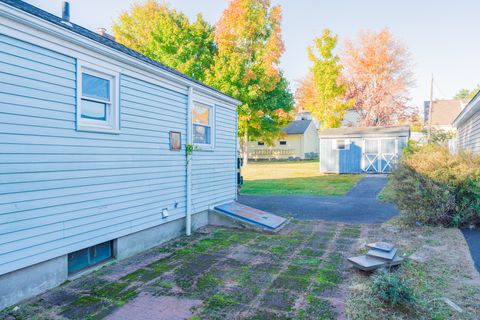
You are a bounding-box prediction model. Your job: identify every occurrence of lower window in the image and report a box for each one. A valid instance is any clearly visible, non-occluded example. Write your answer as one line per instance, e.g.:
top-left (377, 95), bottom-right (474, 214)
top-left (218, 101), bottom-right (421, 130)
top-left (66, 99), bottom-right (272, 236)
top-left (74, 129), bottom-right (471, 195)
top-left (68, 240), bottom-right (114, 275)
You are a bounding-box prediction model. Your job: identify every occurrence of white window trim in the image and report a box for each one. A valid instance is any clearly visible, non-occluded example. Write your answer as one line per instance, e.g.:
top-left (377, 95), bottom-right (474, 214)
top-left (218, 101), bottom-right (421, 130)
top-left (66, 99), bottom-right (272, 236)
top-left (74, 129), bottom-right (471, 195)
top-left (334, 139), bottom-right (350, 150)
top-left (76, 61), bottom-right (120, 134)
top-left (192, 101), bottom-right (215, 150)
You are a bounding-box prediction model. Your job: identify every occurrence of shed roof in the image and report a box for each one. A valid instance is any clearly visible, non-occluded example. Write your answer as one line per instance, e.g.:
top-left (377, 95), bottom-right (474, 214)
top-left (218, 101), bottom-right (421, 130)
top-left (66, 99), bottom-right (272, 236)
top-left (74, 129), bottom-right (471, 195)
top-left (283, 120), bottom-right (312, 135)
top-left (319, 126), bottom-right (410, 138)
top-left (1, 0), bottom-right (239, 104)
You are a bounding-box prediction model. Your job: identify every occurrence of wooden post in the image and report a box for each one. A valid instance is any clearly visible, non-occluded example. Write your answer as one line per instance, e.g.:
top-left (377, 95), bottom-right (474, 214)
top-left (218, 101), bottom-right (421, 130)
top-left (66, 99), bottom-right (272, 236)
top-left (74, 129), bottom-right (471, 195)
top-left (427, 74), bottom-right (434, 141)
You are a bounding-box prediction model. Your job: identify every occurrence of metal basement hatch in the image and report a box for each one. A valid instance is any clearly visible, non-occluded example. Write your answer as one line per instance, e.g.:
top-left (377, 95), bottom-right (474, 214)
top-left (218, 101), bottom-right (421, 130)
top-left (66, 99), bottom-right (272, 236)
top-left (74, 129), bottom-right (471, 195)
top-left (214, 202), bottom-right (287, 232)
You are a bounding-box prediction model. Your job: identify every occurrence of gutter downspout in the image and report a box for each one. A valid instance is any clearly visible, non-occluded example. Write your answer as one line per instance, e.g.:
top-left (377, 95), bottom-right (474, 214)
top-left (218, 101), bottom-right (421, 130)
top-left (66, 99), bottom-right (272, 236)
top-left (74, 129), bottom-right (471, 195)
top-left (186, 86), bottom-right (193, 236)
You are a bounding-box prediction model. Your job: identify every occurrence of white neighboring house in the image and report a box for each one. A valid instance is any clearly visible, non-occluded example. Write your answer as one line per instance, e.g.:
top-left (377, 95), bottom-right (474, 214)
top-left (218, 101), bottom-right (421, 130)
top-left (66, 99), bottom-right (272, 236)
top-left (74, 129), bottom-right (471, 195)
top-left (248, 112), bottom-right (319, 160)
top-left (452, 92), bottom-right (480, 154)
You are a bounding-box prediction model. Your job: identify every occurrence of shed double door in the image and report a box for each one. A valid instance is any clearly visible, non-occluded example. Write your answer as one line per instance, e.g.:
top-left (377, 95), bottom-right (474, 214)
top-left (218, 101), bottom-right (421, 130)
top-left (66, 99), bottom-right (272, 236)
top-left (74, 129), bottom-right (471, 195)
top-left (362, 139), bottom-right (397, 173)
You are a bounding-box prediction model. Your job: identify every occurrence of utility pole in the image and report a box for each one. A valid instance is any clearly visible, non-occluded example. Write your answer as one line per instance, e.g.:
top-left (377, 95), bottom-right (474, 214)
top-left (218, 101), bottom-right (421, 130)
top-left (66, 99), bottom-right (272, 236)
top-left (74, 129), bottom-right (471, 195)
top-left (427, 74), bottom-right (434, 141)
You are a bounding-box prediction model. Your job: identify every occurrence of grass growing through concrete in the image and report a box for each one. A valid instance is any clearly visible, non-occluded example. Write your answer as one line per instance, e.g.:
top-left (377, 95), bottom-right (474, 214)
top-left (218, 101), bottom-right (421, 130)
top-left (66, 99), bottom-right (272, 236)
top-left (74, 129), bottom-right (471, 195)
top-left (0, 221), bottom-right (362, 320)
top-left (241, 161), bottom-right (362, 196)
top-left (345, 221), bottom-right (480, 320)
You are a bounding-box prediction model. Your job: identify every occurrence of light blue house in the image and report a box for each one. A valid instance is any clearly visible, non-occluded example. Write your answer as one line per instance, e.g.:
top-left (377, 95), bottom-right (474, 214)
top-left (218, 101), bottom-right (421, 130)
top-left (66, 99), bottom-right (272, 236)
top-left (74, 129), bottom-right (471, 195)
top-left (0, 0), bottom-right (241, 309)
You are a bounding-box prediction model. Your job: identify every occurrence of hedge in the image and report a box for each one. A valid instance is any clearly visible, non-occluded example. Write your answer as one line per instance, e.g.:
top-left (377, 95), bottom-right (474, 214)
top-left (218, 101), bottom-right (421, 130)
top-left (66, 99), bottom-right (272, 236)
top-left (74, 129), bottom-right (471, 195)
top-left (390, 144), bottom-right (480, 227)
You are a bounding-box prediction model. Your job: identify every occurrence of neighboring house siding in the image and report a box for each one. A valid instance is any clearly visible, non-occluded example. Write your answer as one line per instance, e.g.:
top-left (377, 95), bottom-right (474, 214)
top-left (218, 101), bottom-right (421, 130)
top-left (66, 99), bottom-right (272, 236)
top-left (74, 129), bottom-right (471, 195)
top-left (302, 123), bottom-right (319, 157)
top-left (0, 35), bottom-right (190, 276)
top-left (191, 106), bottom-right (237, 212)
top-left (457, 111), bottom-right (480, 154)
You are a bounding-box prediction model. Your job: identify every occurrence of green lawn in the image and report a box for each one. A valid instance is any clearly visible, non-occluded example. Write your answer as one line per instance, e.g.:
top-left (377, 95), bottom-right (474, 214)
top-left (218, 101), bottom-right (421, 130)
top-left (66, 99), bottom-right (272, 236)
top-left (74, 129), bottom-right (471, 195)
top-left (241, 161), bottom-right (362, 196)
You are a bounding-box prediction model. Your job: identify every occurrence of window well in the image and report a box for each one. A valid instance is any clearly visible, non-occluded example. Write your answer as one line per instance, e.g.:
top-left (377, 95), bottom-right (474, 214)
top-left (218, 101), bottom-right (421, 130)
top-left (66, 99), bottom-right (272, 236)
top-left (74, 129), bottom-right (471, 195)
top-left (68, 240), bottom-right (114, 275)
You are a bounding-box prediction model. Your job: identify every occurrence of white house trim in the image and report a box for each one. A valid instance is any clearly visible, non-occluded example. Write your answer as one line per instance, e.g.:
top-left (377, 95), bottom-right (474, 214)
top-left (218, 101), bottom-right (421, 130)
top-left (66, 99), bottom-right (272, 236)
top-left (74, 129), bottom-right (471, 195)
top-left (75, 60), bottom-right (121, 134)
top-left (453, 92), bottom-right (480, 128)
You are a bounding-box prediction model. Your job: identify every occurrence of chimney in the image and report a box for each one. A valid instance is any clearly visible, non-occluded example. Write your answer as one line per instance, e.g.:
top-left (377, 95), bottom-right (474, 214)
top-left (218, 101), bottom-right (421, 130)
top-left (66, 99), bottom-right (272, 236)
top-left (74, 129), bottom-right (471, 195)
top-left (97, 27), bottom-right (115, 41)
top-left (62, 1), bottom-right (70, 22)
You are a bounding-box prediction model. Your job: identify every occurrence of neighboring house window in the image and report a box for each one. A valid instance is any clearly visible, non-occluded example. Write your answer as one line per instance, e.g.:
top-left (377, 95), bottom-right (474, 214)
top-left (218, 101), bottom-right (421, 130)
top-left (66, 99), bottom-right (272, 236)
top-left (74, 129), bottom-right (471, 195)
top-left (280, 141), bottom-right (287, 145)
top-left (77, 65), bottom-right (119, 133)
top-left (258, 141), bottom-right (265, 146)
top-left (68, 240), bottom-right (114, 275)
top-left (334, 139), bottom-right (350, 150)
top-left (192, 102), bottom-right (213, 146)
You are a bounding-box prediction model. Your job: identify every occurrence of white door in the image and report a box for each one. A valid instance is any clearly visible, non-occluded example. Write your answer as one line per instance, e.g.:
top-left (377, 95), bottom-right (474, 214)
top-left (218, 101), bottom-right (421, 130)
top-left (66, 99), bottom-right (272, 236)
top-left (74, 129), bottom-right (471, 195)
top-left (362, 138), bottom-right (398, 173)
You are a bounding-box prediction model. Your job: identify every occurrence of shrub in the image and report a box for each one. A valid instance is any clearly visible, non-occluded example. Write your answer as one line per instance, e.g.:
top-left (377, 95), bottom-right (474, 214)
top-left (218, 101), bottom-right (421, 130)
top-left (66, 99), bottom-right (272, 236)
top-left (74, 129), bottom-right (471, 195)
top-left (372, 272), bottom-right (416, 308)
top-left (390, 144), bottom-right (480, 227)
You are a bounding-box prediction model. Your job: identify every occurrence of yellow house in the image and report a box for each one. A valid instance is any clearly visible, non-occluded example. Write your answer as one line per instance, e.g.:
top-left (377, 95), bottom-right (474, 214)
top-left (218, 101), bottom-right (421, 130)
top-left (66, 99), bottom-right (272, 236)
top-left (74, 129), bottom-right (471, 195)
top-left (248, 114), bottom-right (319, 160)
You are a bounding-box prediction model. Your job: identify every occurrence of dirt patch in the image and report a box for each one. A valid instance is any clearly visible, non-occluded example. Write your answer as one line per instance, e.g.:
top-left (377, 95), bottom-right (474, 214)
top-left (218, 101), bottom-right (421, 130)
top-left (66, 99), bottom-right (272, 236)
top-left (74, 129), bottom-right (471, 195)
top-left (345, 221), bottom-right (480, 320)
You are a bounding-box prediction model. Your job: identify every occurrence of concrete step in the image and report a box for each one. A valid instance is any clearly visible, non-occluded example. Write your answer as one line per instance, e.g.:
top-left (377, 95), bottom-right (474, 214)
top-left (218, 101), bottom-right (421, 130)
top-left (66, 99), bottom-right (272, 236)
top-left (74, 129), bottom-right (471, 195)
top-left (366, 247), bottom-right (398, 261)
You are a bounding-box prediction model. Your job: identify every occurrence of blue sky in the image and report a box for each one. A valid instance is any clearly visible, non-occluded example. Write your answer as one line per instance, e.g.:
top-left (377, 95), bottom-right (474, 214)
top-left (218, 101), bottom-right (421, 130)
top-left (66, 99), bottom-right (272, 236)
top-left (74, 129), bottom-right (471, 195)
top-left (25, 0), bottom-right (480, 112)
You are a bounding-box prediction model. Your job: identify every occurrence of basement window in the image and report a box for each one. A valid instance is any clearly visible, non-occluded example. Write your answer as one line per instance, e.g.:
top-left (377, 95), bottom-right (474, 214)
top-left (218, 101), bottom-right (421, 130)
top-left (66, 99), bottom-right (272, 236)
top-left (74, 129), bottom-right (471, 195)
top-left (68, 240), bottom-right (114, 275)
top-left (77, 63), bottom-right (120, 134)
top-left (279, 141), bottom-right (287, 145)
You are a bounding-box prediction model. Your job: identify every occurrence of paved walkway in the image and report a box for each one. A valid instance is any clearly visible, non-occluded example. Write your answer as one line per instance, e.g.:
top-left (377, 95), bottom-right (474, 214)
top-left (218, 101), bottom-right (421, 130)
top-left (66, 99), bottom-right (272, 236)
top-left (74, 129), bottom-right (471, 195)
top-left (462, 228), bottom-right (480, 273)
top-left (238, 175), bottom-right (399, 224)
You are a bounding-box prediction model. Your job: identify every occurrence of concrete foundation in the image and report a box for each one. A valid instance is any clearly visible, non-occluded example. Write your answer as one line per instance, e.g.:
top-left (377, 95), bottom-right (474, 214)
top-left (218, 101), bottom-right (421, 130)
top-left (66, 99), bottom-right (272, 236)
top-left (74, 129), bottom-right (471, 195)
top-left (116, 211), bottom-right (209, 260)
top-left (0, 255), bottom-right (67, 310)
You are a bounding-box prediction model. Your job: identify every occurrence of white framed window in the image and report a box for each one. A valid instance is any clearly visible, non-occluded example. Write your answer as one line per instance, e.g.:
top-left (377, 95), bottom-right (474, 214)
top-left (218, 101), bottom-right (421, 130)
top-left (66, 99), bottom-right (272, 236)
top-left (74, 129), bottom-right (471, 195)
top-left (192, 102), bottom-right (214, 148)
top-left (334, 139), bottom-right (350, 150)
top-left (279, 141), bottom-right (287, 145)
top-left (76, 63), bottom-right (120, 133)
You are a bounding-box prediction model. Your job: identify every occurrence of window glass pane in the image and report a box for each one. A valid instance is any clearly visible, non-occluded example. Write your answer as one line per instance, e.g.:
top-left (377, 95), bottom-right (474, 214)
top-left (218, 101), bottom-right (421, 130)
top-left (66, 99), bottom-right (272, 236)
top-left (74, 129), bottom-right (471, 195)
top-left (82, 73), bottom-right (110, 101)
top-left (280, 141), bottom-right (287, 145)
top-left (68, 248), bottom-right (90, 274)
top-left (68, 241), bottom-right (113, 275)
top-left (81, 99), bottom-right (107, 121)
top-left (193, 104), bottom-right (210, 125)
top-left (193, 124), bottom-right (211, 144)
top-left (90, 241), bottom-right (112, 265)
top-left (336, 140), bottom-right (346, 150)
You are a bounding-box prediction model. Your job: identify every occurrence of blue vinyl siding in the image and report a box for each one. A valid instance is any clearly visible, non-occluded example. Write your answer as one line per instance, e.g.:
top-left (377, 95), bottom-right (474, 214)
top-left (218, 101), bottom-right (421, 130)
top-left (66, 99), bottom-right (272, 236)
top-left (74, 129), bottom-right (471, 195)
top-left (0, 34), bottom-right (196, 276)
top-left (191, 106), bottom-right (237, 212)
top-left (457, 110), bottom-right (480, 154)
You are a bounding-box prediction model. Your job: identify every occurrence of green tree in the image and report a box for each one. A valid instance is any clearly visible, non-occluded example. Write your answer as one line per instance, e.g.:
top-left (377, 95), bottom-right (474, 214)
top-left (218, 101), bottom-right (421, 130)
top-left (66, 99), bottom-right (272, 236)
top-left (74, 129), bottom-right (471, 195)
top-left (454, 85), bottom-right (480, 101)
top-left (112, 0), bottom-right (215, 81)
top-left (249, 75), bottom-right (294, 145)
top-left (296, 29), bottom-right (353, 128)
top-left (206, 0), bottom-right (292, 162)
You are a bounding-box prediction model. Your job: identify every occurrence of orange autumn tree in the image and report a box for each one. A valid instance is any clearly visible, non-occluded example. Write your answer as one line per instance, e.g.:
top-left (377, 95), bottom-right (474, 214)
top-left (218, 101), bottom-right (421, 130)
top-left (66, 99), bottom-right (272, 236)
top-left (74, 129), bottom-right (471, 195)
top-left (343, 29), bottom-right (413, 126)
top-left (206, 0), bottom-right (293, 162)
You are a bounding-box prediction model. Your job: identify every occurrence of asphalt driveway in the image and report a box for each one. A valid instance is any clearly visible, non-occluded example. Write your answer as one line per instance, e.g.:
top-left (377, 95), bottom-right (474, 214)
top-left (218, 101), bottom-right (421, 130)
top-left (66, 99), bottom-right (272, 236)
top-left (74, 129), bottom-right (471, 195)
top-left (462, 228), bottom-right (480, 273)
top-left (238, 175), bottom-right (399, 224)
